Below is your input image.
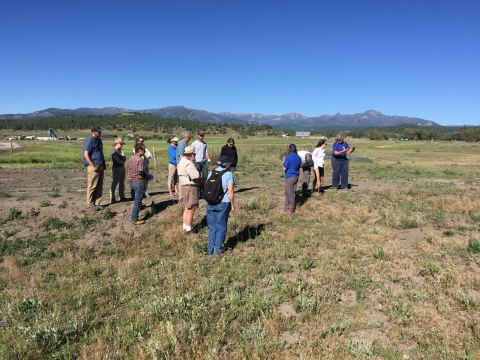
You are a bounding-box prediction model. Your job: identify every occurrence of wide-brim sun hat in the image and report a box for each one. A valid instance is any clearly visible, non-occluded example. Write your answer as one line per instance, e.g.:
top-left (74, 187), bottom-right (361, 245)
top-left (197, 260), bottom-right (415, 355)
top-left (183, 146), bottom-right (197, 155)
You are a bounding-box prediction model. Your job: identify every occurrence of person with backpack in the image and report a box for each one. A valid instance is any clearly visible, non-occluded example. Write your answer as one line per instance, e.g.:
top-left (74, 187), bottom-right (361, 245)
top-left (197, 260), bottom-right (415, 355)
top-left (205, 155), bottom-right (235, 256)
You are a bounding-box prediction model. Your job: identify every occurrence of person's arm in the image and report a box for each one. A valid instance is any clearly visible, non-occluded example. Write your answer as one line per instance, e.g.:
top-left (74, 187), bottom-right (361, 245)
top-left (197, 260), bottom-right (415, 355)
top-left (83, 150), bottom-right (98, 171)
top-left (228, 183), bottom-right (235, 212)
top-left (205, 145), bottom-right (210, 162)
top-left (192, 175), bottom-right (204, 187)
top-left (112, 152), bottom-right (125, 164)
top-left (347, 145), bottom-right (356, 154)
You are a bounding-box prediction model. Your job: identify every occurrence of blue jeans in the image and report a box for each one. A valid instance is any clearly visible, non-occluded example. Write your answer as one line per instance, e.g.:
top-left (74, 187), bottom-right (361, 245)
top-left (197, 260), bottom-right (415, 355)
top-left (206, 202), bottom-right (231, 255)
top-left (331, 158), bottom-right (349, 189)
top-left (129, 182), bottom-right (146, 222)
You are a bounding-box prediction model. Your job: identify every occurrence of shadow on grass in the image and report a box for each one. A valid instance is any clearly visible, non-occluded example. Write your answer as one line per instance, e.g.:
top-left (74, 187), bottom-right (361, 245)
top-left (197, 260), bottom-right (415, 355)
top-left (224, 223), bottom-right (266, 250)
top-left (234, 186), bottom-right (259, 194)
top-left (143, 199), bottom-right (179, 220)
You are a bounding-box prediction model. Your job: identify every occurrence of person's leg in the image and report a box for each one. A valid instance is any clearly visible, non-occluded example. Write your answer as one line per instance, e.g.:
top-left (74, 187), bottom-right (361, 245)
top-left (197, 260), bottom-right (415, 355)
top-left (206, 204), bottom-right (218, 255)
top-left (289, 176), bottom-right (298, 212)
top-left (201, 162), bottom-right (208, 182)
top-left (119, 167), bottom-right (126, 199)
top-left (86, 166), bottom-right (99, 207)
top-left (111, 167), bottom-right (120, 202)
top-left (173, 168), bottom-right (179, 195)
top-left (214, 202), bottom-right (231, 254)
top-left (284, 179), bottom-right (289, 211)
top-left (93, 167), bottom-right (104, 206)
top-left (302, 166), bottom-right (311, 196)
top-left (319, 167), bottom-right (325, 192)
top-left (130, 182), bottom-right (145, 222)
top-left (340, 160), bottom-right (349, 189)
top-left (285, 176), bottom-right (297, 213)
top-left (331, 159), bottom-right (340, 189)
top-left (185, 208), bottom-right (195, 227)
top-left (168, 163), bottom-right (175, 196)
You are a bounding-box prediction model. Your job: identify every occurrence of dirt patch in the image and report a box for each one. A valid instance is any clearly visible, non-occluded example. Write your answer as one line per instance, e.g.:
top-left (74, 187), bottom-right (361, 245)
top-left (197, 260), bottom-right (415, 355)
top-left (277, 302), bottom-right (298, 318)
top-left (348, 328), bottom-right (388, 346)
top-left (0, 141), bottom-right (21, 151)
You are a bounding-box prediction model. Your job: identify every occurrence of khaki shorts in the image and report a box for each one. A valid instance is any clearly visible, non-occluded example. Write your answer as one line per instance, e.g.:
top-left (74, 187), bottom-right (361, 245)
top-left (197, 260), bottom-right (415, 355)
top-left (182, 185), bottom-right (199, 209)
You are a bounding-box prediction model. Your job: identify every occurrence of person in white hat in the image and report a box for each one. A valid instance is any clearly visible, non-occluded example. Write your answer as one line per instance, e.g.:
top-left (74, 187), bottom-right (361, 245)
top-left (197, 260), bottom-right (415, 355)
top-left (177, 146), bottom-right (204, 233)
top-left (110, 137), bottom-right (126, 203)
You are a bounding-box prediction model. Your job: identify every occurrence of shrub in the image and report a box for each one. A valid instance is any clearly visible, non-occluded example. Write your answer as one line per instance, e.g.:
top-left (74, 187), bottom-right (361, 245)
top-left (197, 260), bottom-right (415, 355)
top-left (468, 237), bottom-right (480, 254)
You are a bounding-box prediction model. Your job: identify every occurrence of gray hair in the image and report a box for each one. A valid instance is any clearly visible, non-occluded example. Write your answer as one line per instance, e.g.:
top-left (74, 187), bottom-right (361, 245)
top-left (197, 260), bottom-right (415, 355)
top-left (180, 131), bottom-right (191, 139)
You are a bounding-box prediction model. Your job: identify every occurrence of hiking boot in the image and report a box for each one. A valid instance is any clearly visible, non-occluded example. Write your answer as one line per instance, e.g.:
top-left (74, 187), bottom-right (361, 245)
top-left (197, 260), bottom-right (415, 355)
top-left (132, 220), bottom-right (145, 225)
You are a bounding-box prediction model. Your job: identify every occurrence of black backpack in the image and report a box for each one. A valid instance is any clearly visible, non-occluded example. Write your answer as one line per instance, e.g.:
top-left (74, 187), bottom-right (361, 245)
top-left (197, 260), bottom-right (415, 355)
top-left (204, 169), bottom-right (229, 204)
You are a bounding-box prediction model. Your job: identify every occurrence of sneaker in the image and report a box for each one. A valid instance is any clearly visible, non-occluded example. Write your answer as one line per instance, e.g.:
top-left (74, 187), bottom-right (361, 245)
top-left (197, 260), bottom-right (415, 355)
top-left (119, 197), bottom-right (127, 202)
top-left (91, 206), bottom-right (101, 211)
top-left (132, 220), bottom-right (145, 225)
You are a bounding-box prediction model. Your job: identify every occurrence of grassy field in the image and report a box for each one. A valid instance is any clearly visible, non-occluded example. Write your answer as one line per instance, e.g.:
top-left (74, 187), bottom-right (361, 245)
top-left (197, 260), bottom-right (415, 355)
top-left (1, 137), bottom-right (480, 359)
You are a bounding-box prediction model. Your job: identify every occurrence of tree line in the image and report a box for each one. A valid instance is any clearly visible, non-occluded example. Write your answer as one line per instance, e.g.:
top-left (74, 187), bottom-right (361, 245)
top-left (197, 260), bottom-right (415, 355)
top-left (0, 113), bottom-right (282, 137)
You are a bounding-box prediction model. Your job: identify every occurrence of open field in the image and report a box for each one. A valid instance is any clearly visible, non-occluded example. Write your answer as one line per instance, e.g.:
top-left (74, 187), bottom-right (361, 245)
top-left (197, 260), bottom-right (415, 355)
top-left (1, 137), bottom-right (480, 359)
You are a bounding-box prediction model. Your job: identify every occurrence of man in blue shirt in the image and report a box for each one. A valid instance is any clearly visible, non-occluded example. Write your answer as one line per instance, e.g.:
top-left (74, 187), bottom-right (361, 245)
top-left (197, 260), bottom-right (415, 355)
top-left (282, 144), bottom-right (302, 214)
top-left (83, 126), bottom-right (106, 211)
top-left (331, 134), bottom-right (355, 190)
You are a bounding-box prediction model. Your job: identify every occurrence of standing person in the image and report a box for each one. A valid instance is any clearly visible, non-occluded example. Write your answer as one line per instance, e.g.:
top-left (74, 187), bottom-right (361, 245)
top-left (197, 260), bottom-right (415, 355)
top-left (331, 134), bottom-right (355, 190)
top-left (110, 137), bottom-right (126, 203)
top-left (126, 143), bottom-right (152, 225)
top-left (167, 136), bottom-right (180, 198)
top-left (219, 138), bottom-right (238, 172)
top-left (312, 139), bottom-right (327, 193)
top-left (177, 146), bottom-right (204, 233)
top-left (297, 150), bottom-right (313, 197)
top-left (134, 136), bottom-right (152, 197)
top-left (191, 130), bottom-right (211, 197)
top-left (176, 131), bottom-right (191, 164)
top-left (206, 155), bottom-right (235, 256)
top-left (282, 144), bottom-right (302, 215)
top-left (176, 131), bottom-right (191, 200)
top-left (82, 126), bottom-right (106, 211)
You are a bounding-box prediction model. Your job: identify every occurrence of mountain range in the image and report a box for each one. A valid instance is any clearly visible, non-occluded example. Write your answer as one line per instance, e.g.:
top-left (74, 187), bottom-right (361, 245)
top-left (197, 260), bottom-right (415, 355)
top-left (0, 106), bottom-right (439, 129)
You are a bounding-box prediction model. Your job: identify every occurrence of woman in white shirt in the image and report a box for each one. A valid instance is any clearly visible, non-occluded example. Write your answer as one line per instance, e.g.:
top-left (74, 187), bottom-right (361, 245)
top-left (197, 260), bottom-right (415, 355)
top-left (312, 139), bottom-right (327, 193)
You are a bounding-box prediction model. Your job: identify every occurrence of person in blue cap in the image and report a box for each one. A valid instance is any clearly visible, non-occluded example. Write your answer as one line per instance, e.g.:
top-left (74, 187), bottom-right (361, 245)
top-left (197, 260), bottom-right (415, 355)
top-left (82, 126), bottom-right (106, 211)
top-left (206, 154), bottom-right (235, 255)
top-left (282, 144), bottom-right (302, 214)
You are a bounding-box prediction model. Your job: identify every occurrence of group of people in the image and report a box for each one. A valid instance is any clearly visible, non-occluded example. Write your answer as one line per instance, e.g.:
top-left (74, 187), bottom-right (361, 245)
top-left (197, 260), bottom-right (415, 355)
top-left (82, 126), bottom-right (239, 255)
top-left (282, 134), bottom-right (355, 214)
top-left (83, 126), bottom-right (355, 253)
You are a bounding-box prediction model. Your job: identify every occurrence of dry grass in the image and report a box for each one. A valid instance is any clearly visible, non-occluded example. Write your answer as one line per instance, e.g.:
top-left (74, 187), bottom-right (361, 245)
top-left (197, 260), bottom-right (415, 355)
top-left (1, 139), bottom-right (480, 359)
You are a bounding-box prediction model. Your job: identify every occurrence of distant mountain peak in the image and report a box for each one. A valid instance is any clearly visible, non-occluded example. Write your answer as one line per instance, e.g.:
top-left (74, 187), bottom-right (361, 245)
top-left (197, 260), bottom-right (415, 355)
top-left (0, 106), bottom-right (439, 129)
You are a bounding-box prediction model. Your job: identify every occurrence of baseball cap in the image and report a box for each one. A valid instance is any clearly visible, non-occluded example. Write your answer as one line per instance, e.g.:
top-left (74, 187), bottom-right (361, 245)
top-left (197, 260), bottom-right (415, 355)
top-left (288, 143), bottom-right (296, 150)
top-left (91, 126), bottom-right (102, 132)
top-left (171, 136), bottom-right (179, 142)
top-left (198, 131), bottom-right (205, 136)
top-left (183, 146), bottom-right (197, 155)
top-left (217, 155), bottom-right (234, 166)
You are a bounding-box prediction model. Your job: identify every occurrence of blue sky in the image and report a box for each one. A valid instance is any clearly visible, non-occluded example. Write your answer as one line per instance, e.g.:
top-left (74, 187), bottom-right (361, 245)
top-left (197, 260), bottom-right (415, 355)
top-left (1, 0), bottom-right (478, 125)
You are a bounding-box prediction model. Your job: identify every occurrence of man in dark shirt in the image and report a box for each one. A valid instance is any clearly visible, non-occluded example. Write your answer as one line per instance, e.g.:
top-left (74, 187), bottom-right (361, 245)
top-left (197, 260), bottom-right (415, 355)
top-left (82, 126), bottom-right (106, 211)
top-left (126, 143), bottom-right (153, 225)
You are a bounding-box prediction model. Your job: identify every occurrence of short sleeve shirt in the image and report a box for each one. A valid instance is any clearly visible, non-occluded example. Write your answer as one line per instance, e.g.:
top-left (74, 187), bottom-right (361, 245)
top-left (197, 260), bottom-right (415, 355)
top-left (176, 140), bottom-right (187, 164)
top-left (207, 167), bottom-right (234, 203)
top-left (191, 140), bottom-right (208, 162)
top-left (82, 136), bottom-right (104, 166)
top-left (283, 153), bottom-right (302, 179)
top-left (332, 141), bottom-right (350, 160)
top-left (178, 157), bottom-right (200, 186)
